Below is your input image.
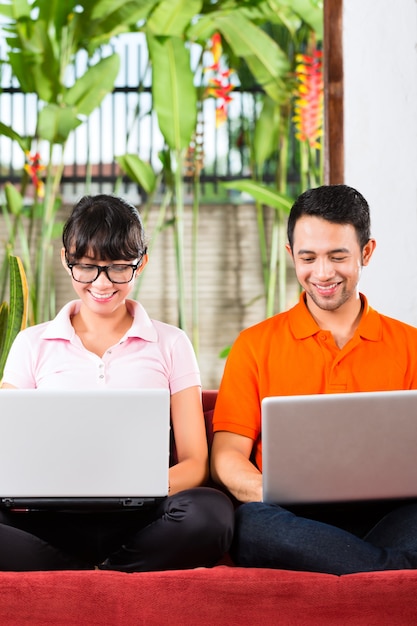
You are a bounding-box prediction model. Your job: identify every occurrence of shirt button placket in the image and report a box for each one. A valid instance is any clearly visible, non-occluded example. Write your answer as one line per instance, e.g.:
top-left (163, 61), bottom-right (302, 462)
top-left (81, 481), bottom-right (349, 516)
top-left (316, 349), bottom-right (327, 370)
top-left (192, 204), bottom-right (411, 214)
top-left (98, 362), bottom-right (105, 385)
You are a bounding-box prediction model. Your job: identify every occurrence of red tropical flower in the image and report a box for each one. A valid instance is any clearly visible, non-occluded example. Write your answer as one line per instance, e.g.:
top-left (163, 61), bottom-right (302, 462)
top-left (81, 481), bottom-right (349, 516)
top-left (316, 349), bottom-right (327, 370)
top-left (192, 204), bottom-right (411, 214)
top-left (205, 33), bottom-right (234, 127)
top-left (207, 32), bottom-right (222, 72)
top-left (293, 49), bottom-right (323, 149)
top-left (24, 151), bottom-right (45, 198)
top-left (206, 77), bottom-right (234, 103)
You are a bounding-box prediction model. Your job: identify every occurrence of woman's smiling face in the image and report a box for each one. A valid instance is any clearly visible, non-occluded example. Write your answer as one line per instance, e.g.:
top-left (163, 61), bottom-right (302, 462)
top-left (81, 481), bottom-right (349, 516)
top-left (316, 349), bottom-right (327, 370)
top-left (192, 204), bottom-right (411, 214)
top-left (61, 249), bottom-right (148, 316)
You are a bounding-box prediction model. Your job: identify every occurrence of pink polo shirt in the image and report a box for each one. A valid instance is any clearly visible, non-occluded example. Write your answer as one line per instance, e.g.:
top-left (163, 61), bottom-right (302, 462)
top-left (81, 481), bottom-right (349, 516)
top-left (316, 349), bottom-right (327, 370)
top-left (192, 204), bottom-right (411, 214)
top-left (2, 300), bottom-right (201, 393)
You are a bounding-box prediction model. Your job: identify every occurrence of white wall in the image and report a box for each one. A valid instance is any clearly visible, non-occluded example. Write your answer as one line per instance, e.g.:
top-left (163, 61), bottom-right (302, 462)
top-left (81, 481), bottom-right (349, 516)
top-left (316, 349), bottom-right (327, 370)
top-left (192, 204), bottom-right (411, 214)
top-left (343, 0), bottom-right (417, 325)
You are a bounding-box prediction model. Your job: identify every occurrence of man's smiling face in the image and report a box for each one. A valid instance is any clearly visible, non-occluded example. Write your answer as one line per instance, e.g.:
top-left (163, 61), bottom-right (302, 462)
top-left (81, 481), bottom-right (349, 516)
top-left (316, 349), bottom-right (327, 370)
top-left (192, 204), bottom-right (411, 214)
top-left (287, 215), bottom-right (374, 314)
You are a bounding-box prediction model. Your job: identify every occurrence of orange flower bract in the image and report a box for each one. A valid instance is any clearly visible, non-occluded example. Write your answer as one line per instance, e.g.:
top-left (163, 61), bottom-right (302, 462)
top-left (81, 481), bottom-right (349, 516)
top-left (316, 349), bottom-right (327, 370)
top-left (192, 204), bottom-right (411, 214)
top-left (205, 33), bottom-right (234, 127)
top-left (293, 49), bottom-right (323, 149)
top-left (24, 151), bottom-right (45, 198)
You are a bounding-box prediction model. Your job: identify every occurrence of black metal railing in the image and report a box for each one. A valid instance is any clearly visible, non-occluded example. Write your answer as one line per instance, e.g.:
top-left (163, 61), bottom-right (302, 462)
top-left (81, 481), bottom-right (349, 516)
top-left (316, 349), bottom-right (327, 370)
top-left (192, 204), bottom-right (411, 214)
top-left (0, 37), bottom-right (300, 202)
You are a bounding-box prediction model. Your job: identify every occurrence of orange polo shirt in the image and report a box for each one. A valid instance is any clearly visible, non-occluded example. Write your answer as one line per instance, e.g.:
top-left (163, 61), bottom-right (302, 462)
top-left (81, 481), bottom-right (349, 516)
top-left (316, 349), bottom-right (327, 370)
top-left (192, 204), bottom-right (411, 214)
top-left (213, 293), bottom-right (417, 471)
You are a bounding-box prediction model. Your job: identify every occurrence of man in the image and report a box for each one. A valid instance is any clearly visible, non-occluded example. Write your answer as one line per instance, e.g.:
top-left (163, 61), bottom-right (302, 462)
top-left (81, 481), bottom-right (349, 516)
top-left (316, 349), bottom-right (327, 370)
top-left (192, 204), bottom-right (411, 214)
top-left (211, 184), bottom-right (417, 574)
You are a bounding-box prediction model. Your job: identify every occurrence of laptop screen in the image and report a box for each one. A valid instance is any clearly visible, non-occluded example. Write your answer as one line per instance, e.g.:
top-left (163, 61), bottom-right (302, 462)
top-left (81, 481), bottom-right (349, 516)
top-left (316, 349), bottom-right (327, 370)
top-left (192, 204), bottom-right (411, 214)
top-left (262, 389), bottom-right (417, 505)
top-left (0, 388), bottom-right (170, 510)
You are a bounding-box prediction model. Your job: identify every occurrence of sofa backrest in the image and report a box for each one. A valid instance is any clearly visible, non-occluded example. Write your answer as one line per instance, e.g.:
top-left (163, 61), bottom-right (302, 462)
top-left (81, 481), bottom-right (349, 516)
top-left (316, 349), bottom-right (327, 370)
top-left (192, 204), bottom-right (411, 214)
top-left (170, 389), bottom-right (218, 466)
top-left (202, 389), bottom-right (218, 450)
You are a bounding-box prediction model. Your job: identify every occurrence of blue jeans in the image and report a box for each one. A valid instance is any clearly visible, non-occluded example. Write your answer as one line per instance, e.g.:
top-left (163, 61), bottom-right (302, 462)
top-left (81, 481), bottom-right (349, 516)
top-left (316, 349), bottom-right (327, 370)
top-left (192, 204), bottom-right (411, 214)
top-left (232, 501), bottom-right (417, 575)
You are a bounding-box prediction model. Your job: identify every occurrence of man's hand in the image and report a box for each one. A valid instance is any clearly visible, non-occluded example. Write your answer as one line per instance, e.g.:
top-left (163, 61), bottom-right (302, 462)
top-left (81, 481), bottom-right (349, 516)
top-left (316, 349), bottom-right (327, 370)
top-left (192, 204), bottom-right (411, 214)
top-left (211, 431), bottom-right (262, 503)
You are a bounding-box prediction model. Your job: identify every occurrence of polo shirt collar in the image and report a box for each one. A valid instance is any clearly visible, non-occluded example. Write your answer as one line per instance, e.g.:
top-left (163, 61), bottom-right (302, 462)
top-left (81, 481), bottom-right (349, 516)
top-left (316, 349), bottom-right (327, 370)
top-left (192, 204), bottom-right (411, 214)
top-left (356, 294), bottom-right (382, 341)
top-left (289, 292), bottom-right (381, 341)
top-left (40, 299), bottom-right (158, 342)
top-left (289, 293), bottom-right (320, 339)
top-left (125, 300), bottom-right (158, 341)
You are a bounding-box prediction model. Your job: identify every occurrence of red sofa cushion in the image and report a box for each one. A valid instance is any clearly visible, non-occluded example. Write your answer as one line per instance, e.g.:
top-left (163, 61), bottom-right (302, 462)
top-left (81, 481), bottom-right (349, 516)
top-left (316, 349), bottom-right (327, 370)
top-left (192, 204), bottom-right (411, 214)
top-left (0, 567), bottom-right (417, 625)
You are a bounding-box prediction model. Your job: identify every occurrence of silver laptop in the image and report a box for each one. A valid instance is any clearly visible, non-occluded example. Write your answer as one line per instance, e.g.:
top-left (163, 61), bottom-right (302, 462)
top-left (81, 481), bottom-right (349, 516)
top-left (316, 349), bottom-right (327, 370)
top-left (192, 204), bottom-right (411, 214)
top-left (0, 388), bottom-right (170, 511)
top-left (262, 390), bottom-right (417, 505)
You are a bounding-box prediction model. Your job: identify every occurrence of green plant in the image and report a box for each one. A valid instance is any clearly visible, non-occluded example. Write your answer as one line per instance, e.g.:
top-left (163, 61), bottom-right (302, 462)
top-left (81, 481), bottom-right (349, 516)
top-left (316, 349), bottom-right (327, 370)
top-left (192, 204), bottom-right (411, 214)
top-left (0, 0), bottom-right (160, 324)
top-left (116, 0), bottom-right (323, 353)
top-left (0, 0), bottom-right (324, 356)
top-left (0, 254), bottom-right (29, 381)
top-left (223, 26), bottom-right (324, 319)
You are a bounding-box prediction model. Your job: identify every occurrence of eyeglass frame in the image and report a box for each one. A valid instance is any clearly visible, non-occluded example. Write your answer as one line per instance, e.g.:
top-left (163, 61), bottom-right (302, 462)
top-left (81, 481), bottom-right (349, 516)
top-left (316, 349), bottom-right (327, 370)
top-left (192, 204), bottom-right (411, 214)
top-left (65, 256), bottom-right (144, 284)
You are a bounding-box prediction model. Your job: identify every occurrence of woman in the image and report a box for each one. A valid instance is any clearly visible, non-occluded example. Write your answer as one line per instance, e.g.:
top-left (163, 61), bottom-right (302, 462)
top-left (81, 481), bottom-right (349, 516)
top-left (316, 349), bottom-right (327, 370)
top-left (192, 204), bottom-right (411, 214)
top-left (0, 194), bottom-right (234, 572)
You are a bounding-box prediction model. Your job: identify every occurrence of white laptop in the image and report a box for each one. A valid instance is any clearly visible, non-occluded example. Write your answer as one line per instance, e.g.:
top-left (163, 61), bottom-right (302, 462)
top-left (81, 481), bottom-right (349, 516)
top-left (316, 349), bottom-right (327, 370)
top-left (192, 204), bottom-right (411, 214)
top-left (0, 388), bottom-right (170, 511)
top-left (262, 389), bottom-right (417, 505)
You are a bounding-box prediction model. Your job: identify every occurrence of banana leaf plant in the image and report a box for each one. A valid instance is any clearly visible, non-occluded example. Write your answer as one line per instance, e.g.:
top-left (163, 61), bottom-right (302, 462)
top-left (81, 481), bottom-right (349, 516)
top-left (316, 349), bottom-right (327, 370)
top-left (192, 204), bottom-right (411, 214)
top-left (116, 0), bottom-right (323, 349)
top-left (0, 0), bottom-right (323, 348)
top-left (0, 255), bottom-right (29, 381)
top-left (221, 10), bottom-right (324, 319)
top-left (0, 0), bottom-right (159, 324)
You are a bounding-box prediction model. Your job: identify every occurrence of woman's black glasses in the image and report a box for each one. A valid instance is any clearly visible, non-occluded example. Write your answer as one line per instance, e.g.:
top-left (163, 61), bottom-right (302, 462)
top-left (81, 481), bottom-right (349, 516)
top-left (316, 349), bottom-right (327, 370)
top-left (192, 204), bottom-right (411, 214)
top-left (66, 260), bottom-right (141, 284)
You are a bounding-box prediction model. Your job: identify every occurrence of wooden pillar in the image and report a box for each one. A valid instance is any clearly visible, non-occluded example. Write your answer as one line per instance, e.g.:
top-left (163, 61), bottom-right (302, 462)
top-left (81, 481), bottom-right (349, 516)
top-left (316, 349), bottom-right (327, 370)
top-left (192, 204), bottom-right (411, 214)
top-left (323, 0), bottom-right (344, 184)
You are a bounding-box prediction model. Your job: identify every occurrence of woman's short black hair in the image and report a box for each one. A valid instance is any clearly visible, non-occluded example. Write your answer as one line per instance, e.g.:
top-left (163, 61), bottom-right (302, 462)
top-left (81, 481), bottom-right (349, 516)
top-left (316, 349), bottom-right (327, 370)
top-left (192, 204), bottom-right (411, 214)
top-left (62, 194), bottom-right (147, 262)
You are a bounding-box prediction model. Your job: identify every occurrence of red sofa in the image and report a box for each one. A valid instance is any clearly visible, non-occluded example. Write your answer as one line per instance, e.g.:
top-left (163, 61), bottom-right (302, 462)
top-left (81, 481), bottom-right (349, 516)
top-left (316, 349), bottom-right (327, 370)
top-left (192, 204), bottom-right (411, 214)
top-left (1, 390), bottom-right (417, 626)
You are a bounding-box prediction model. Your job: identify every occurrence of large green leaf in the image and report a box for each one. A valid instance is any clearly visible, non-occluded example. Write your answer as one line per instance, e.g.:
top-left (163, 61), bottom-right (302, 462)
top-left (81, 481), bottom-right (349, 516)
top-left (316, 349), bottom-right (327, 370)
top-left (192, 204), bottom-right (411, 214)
top-left (237, 0), bottom-right (302, 35)
top-left (7, 255), bottom-right (28, 333)
top-left (6, 18), bottom-right (61, 101)
top-left (0, 302), bottom-right (8, 377)
top-left (6, 49), bottom-right (45, 98)
top-left (273, 0), bottom-right (324, 39)
top-left (185, 12), bottom-right (216, 42)
top-left (253, 96), bottom-right (281, 167)
top-left (33, 0), bottom-right (87, 67)
top-left (88, 0), bottom-right (157, 21)
top-left (64, 54), bottom-right (120, 117)
top-left (0, 122), bottom-right (30, 152)
top-left (36, 0), bottom-right (79, 33)
top-left (36, 103), bottom-right (82, 144)
top-left (147, 0), bottom-right (203, 36)
top-left (223, 179), bottom-right (292, 213)
top-left (4, 183), bottom-right (24, 217)
top-left (214, 12), bottom-right (290, 103)
top-left (0, 255), bottom-right (28, 381)
top-left (116, 154), bottom-right (157, 194)
top-left (73, 0), bottom-right (159, 52)
top-left (0, 4), bottom-right (12, 19)
top-left (147, 34), bottom-right (197, 152)
top-left (0, 0), bottom-right (30, 20)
